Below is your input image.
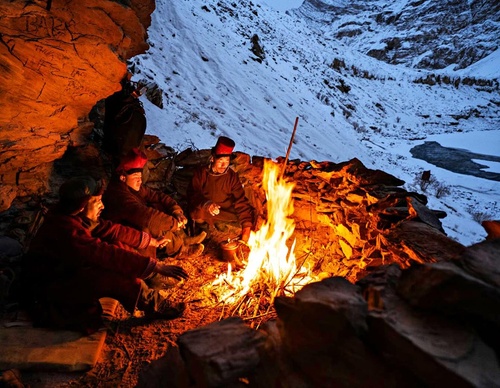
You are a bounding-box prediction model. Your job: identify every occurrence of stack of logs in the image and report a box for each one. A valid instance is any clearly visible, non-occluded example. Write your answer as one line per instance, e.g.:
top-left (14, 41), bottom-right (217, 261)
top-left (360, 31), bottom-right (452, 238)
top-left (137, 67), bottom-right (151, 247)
top-left (136, 141), bottom-right (500, 387)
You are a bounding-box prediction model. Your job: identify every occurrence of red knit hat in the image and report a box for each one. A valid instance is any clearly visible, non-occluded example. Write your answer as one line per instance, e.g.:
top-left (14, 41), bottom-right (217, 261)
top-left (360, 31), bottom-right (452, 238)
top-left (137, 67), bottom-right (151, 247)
top-left (212, 136), bottom-right (235, 157)
top-left (117, 148), bottom-right (147, 174)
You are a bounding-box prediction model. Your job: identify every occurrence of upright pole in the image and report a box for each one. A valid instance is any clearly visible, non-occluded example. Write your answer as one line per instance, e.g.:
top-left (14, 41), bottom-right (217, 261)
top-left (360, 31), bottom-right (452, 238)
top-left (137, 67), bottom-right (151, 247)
top-left (280, 116), bottom-right (299, 178)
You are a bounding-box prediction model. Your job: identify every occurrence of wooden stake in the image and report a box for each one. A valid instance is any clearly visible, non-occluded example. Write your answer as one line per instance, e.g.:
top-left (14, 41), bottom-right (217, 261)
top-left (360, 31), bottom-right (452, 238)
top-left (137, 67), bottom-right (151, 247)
top-left (280, 116), bottom-right (299, 178)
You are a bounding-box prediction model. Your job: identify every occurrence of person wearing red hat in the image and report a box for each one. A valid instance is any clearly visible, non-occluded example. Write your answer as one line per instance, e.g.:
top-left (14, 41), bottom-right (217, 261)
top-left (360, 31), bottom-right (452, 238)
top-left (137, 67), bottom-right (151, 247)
top-left (102, 148), bottom-right (206, 260)
top-left (20, 176), bottom-right (189, 334)
top-left (187, 136), bottom-right (254, 243)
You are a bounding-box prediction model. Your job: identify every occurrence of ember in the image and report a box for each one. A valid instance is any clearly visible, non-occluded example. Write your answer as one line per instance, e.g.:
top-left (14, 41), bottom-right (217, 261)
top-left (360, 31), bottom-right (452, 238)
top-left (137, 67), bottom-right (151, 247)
top-left (210, 160), bottom-right (316, 324)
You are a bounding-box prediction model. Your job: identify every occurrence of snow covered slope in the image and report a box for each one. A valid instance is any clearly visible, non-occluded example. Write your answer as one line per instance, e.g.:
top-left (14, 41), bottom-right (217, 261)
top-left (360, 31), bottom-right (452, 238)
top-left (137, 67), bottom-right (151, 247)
top-left (131, 0), bottom-right (500, 245)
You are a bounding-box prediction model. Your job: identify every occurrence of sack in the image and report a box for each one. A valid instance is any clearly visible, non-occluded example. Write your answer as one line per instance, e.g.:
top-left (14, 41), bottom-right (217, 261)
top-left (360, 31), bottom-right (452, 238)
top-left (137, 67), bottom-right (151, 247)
top-left (104, 94), bottom-right (147, 158)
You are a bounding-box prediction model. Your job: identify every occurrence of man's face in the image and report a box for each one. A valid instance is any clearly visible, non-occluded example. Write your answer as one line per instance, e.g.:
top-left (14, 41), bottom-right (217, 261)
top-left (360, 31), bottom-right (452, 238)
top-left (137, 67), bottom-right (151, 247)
top-left (84, 195), bottom-right (104, 222)
top-left (124, 172), bottom-right (142, 191)
top-left (211, 156), bottom-right (230, 174)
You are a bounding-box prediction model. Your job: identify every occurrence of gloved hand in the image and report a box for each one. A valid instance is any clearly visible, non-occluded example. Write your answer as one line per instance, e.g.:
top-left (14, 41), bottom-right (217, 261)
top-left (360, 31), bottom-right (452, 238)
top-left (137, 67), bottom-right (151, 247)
top-left (154, 263), bottom-right (189, 280)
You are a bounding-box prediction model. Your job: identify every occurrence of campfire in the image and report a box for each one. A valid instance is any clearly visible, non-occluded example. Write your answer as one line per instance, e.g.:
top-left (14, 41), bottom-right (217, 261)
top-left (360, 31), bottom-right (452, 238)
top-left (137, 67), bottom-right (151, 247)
top-left (210, 160), bottom-right (317, 326)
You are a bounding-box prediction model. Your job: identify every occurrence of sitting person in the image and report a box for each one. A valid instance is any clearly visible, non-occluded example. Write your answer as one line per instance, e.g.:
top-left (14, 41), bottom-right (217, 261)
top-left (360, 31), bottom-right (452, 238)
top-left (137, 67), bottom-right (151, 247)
top-left (20, 176), bottom-right (189, 335)
top-left (186, 136), bottom-right (254, 243)
top-left (102, 148), bottom-right (205, 259)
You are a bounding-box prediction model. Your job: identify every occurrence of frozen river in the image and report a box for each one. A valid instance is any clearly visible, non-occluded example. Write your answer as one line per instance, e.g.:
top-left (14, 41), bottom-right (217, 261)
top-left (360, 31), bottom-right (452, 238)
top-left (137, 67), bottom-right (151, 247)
top-left (410, 130), bottom-right (500, 181)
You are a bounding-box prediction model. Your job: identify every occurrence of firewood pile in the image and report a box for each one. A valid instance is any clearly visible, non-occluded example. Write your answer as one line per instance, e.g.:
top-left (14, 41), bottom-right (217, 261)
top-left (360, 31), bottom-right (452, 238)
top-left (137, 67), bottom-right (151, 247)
top-left (167, 145), bottom-right (465, 285)
top-left (136, 140), bottom-right (500, 388)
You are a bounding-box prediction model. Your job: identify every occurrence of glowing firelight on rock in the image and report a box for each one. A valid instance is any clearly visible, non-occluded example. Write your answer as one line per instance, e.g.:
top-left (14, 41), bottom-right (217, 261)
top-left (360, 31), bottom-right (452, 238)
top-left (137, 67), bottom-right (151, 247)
top-left (212, 160), bottom-right (314, 307)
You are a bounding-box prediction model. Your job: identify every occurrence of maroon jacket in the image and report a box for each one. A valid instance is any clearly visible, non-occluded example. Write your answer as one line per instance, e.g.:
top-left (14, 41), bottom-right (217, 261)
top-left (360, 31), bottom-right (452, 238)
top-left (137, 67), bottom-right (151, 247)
top-left (26, 206), bottom-right (156, 282)
top-left (102, 178), bottom-right (183, 238)
top-left (187, 165), bottom-right (254, 228)
top-left (88, 217), bottom-right (152, 251)
top-left (22, 205), bottom-right (157, 331)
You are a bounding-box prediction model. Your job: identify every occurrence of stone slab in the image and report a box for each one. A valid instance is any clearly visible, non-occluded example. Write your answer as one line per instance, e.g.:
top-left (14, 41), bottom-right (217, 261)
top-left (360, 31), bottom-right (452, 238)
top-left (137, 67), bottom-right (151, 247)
top-left (0, 298), bottom-right (118, 372)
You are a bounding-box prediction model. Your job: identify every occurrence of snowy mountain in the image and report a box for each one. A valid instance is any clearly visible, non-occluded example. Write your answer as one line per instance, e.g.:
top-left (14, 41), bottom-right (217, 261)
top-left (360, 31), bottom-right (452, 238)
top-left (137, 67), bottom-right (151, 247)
top-left (294, 0), bottom-right (500, 70)
top-left (130, 0), bottom-right (500, 246)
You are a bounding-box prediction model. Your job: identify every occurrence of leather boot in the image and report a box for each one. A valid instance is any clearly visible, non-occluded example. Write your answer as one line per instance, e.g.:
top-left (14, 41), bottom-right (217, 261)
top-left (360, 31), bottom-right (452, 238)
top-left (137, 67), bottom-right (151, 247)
top-left (183, 231), bottom-right (207, 245)
top-left (138, 286), bottom-right (185, 320)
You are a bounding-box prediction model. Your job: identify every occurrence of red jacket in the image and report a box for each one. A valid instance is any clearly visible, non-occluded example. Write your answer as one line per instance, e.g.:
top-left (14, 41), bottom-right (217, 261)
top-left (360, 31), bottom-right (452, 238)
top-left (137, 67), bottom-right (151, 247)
top-left (102, 178), bottom-right (183, 238)
top-left (187, 165), bottom-right (254, 228)
top-left (85, 217), bottom-right (152, 252)
top-left (27, 206), bottom-right (156, 281)
top-left (22, 205), bottom-right (158, 331)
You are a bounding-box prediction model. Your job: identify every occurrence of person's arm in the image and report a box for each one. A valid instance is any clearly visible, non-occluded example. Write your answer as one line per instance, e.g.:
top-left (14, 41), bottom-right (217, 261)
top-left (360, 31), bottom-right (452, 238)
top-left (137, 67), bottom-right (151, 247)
top-left (141, 186), bottom-right (187, 229)
top-left (91, 218), bottom-right (152, 250)
top-left (107, 183), bottom-right (179, 238)
top-left (34, 213), bottom-right (156, 280)
top-left (142, 186), bottom-right (183, 214)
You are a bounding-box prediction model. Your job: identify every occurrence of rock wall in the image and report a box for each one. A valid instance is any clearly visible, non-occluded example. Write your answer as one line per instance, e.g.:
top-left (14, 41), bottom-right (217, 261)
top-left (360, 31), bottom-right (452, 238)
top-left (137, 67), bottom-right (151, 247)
top-left (0, 0), bottom-right (155, 211)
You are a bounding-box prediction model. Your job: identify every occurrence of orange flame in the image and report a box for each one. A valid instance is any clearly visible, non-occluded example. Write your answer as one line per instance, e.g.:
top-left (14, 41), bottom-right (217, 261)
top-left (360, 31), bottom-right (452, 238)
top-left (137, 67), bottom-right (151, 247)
top-left (212, 160), bottom-right (314, 305)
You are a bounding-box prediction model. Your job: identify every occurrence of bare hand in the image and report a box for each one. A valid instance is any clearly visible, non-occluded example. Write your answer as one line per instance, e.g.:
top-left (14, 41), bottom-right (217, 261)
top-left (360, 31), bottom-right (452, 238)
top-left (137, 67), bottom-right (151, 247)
top-left (206, 202), bottom-right (220, 216)
top-left (150, 237), bottom-right (171, 248)
top-left (155, 263), bottom-right (189, 280)
top-left (173, 211), bottom-right (188, 229)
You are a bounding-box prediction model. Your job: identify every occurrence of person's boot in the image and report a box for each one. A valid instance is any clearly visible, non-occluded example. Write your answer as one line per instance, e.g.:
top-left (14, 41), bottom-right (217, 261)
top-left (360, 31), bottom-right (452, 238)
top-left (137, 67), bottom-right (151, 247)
top-left (183, 231), bottom-right (207, 245)
top-left (179, 243), bottom-right (204, 258)
top-left (188, 243), bottom-right (204, 257)
top-left (145, 299), bottom-right (185, 320)
top-left (137, 285), bottom-right (185, 320)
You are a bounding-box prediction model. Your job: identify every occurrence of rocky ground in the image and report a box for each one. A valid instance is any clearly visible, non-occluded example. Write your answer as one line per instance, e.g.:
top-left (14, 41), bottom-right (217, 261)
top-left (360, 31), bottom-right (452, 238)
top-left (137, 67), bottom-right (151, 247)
top-left (3, 220), bottom-right (267, 387)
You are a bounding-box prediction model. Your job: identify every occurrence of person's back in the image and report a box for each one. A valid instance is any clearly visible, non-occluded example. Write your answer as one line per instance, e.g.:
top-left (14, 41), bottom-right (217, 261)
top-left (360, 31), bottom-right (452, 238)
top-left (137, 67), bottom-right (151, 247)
top-left (103, 75), bottom-right (146, 160)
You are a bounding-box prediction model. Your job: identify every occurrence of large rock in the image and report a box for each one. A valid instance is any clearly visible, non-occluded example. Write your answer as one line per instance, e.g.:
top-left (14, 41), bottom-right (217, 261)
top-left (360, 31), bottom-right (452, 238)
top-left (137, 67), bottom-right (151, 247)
top-left (459, 239), bottom-right (500, 288)
top-left (365, 268), bottom-right (500, 387)
top-left (397, 261), bottom-right (500, 328)
top-left (0, 0), bottom-right (154, 207)
top-left (273, 277), bottom-right (392, 387)
top-left (177, 317), bottom-right (267, 387)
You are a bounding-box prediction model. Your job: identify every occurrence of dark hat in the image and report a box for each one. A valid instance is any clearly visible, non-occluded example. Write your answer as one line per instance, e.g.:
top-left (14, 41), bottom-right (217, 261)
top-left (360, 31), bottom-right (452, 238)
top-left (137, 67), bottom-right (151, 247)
top-left (117, 148), bottom-right (147, 174)
top-left (212, 136), bottom-right (235, 157)
top-left (59, 176), bottom-right (104, 215)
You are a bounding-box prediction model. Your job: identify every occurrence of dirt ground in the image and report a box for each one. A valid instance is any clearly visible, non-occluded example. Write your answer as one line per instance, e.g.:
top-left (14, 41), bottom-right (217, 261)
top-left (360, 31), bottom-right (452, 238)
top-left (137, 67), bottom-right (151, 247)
top-left (15, 226), bottom-right (279, 388)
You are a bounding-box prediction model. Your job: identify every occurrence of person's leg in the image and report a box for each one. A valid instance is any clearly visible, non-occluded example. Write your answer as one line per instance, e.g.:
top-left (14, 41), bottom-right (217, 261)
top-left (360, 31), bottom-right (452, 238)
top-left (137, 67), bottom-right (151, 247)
top-left (160, 230), bottom-right (184, 257)
top-left (36, 269), bottom-right (136, 334)
top-left (74, 268), bottom-right (141, 313)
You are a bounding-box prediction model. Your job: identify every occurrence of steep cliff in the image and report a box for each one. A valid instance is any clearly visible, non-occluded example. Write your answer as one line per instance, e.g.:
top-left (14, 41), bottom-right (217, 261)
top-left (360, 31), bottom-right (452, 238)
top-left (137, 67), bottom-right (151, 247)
top-left (295, 0), bottom-right (500, 70)
top-left (0, 0), bottom-right (155, 211)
